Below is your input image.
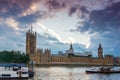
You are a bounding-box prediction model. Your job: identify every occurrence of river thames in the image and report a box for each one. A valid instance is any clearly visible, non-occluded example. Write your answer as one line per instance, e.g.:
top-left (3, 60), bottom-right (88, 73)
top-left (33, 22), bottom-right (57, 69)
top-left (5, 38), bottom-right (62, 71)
top-left (30, 66), bottom-right (120, 80)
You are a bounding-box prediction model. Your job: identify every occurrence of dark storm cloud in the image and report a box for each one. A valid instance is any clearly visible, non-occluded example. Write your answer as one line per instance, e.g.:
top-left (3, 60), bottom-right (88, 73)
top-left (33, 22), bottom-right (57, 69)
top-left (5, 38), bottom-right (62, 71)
top-left (90, 2), bottom-right (120, 30)
top-left (69, 5), bottom-right (89, 19)
top-left (0, 0), bottom-right (38, 16)
top-left (80, 6), bottom-right (89, 14)
top-left (0, 0), bottom-right (116, 24)
top-left (46, 0), bottom-right (66, 10)
top-left (0, 0), bottom-right (40, 23)
top-left (76, 1), bottom-right (120, 33)
top-left (69, 6), bottom-right (78, 16)
top-left (0, 0), bottom-right (67, 24)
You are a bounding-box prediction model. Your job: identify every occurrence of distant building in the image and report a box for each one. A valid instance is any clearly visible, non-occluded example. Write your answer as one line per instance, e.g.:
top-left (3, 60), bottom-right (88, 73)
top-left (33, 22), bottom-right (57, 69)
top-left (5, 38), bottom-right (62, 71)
top-left (26, 28), bottom-right (114, 66)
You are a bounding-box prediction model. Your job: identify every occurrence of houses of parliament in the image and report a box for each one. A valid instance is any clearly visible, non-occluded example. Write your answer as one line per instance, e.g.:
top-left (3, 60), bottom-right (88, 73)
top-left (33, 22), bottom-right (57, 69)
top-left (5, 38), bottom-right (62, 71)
top-left (26, 27), bottom-right (114, 66)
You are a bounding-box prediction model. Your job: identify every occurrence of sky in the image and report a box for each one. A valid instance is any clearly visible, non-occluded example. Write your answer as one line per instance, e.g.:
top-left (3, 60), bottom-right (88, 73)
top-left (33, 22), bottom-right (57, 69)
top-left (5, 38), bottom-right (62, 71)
top-left (0, 0), bottom-right (120, 57)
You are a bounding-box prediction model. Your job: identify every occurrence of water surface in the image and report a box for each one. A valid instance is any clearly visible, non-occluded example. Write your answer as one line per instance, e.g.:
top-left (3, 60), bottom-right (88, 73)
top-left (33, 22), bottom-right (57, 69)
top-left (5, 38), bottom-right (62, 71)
top-left (33, 67), bottom-right (120, 80)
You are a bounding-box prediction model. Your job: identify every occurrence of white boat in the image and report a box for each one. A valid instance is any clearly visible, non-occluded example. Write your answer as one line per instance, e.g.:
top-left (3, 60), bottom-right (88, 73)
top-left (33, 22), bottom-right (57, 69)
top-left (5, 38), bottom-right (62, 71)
top-left (86, 67), bottom-right (120, 74)
top-left (0, 63), bottom-right (32, 79)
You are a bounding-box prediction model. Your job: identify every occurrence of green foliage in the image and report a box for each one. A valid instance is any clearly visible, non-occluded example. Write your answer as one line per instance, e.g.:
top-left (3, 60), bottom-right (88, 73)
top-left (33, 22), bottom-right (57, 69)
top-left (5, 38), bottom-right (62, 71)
top-left (0, 50), bottom-right (30, 63)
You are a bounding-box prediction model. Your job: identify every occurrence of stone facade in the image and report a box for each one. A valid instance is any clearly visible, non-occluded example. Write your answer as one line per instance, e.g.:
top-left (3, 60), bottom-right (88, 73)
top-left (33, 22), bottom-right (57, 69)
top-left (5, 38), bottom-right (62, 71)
top-left (26, 28), bottom-right (114, 66)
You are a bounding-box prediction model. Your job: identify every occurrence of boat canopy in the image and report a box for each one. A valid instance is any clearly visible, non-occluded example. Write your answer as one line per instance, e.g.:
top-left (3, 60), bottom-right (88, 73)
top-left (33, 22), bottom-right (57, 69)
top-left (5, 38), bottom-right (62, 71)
top-left (0, 63), bottom-right (26, 67)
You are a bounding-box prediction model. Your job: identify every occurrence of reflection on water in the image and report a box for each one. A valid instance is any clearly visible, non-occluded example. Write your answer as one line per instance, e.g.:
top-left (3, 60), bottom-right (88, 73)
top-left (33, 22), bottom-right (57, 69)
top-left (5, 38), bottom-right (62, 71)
top-left (33, 67), bottom-right (120, 80)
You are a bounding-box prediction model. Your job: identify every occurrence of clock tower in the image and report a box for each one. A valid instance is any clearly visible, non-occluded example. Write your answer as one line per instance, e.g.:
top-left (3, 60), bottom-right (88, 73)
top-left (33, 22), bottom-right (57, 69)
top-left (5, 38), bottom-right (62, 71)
top-left (98, 43), bottom-right (103, 58)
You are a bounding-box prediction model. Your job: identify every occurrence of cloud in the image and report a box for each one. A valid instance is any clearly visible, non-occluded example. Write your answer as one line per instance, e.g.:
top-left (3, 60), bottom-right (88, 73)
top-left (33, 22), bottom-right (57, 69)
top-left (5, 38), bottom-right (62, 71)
top-left (75, 1), bottom-right (120, 33)
top-left (0, 0), bottom-right (41, 24)
top-left (5, 17), bottom-right (19, 30)
top-left (0, 17), bottom-right (20, 30)
top-left (46, 0), bottom-right (66, 10)
top-left (0, 17), bottom-right (30, 33)
top-left (35, 22), bottom-right (91, 48)
top-left (37, 32), bottom-right (86, 54)
top-left (0, 0), bottom-right (118, 17)
top-left (19, 1), bottom-right (40, 17)
top-left (36, 22), bottom-right (63, 42)
top-left (0, 0), bottom-right (118, 25)
top-left (0, 0), bottom-right (40, 17)
top-left (90, 2), bottom-right (120, 31)
top-left (69, 6), bottom-right (78, 16)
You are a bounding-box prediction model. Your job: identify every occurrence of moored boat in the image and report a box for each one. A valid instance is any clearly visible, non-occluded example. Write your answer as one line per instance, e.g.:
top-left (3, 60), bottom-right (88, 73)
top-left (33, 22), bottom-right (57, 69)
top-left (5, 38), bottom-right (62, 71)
top-left (86, 67), bottom-right (120, 74)
top-left (28, 70), bottom-right (34, 78)
top-left (0, 63), bottom-right (34, 79)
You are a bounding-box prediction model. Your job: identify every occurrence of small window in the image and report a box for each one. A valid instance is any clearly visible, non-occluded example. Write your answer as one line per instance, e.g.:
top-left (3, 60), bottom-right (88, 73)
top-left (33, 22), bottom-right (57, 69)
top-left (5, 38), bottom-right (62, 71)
top-left (22, 72), bottom-right (28, 74)
top-left (2, 74), bottom-right (11, 77)
top-left (13, 67), bottom-right (18, 71)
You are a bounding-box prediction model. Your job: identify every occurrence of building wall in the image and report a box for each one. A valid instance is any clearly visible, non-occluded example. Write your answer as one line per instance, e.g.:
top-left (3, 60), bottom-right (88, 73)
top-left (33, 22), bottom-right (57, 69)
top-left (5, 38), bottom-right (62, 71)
top-left (26, 30), bottom-right (36, 55)
top-left (51, 56), bottom-right (70, 64)
top-left (28, 49), bottom-right (114, 65)
top-left (90, 58), bottom-right (104, 65)
top-left (71, 56), bottom-right (90, 63)
top-left (34, 49), bottom-right (51, 64)
top-left (104, 55), bottom-right (114, 65)
top-left (34, 51), bottom-right (114, 65)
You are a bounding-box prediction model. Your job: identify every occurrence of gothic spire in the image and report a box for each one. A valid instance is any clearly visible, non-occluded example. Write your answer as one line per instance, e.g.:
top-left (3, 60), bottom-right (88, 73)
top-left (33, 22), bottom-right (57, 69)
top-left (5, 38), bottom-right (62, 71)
top-left (69, 42), bottom-right (73, 50)
top-left (98, 43), bottom-right (102, 49)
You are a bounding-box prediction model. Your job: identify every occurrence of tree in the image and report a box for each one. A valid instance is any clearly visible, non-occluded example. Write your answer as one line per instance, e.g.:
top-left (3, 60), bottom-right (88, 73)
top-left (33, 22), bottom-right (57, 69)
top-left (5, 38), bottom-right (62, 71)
top-left (0, 50), bottom-right (30, 63)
